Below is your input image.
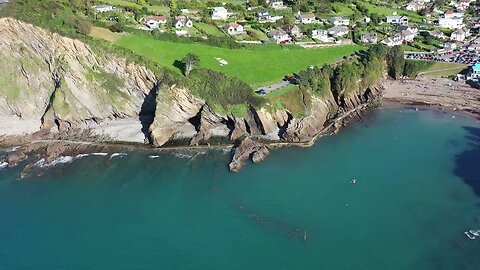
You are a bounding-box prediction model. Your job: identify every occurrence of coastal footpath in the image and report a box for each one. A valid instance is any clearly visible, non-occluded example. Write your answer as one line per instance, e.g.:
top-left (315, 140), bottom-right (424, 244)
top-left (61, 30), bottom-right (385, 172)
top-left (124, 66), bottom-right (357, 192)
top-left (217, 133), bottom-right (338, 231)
top-left (0, 18), bottom-right (384, 172)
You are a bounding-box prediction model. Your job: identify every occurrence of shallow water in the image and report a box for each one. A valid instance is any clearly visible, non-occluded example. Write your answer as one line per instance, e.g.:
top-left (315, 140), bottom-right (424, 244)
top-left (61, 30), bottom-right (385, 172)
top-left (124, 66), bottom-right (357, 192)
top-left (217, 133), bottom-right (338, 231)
top-left (1, 108), bottom-right (480, 269)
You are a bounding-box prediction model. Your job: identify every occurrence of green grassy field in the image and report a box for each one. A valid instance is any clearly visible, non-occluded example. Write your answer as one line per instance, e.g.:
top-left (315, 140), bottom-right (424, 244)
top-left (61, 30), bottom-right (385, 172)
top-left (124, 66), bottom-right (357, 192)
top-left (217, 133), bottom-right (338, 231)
top-left (359, 1), bottom-right (424, 23)
top-left (331, 2), bottom-right (355, 16)
top-left (420, 62), bottom-right (467, 77)
top-left (99, 0), bottom-right (169, 14)
top-left (115, 35), bottom-right (362, 86)
top-left (194, 22), bottom-right (225, 37)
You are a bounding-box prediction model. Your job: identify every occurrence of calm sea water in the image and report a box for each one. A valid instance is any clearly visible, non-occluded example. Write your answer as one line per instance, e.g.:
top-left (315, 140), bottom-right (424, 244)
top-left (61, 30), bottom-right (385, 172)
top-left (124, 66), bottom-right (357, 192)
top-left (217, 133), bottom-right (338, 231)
top-left (1, 107), bottom-right (480, 270)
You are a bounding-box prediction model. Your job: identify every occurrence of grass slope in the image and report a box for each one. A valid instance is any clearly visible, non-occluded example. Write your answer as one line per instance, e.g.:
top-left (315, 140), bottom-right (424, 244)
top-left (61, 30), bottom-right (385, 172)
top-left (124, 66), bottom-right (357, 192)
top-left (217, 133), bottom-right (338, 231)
top-left (116, 35), bottom-right (362, 86)
top-left (420, 62), bottom-right (468, 77)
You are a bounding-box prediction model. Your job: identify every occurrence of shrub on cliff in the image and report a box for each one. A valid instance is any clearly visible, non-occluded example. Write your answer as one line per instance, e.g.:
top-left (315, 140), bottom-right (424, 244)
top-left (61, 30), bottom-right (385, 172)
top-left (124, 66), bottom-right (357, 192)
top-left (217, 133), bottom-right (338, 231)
top-left (187, 69), bottom-right (263, 116)
top-left (386, 46), bottom-right (405, 80)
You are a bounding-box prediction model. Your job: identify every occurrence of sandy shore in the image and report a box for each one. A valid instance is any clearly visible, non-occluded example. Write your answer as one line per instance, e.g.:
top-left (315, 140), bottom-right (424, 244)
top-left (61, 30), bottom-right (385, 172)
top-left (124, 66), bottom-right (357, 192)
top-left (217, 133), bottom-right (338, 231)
top-left (383, 77), bottom-right (480, 119)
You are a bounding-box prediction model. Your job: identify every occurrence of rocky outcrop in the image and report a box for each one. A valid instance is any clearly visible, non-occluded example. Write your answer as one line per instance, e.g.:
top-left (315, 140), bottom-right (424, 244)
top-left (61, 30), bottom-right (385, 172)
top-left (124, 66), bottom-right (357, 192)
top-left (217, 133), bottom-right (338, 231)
top-left (149, 85), bottom-right (204, 146)
top-left (229, 137), bottom-right (270, 172)
top-left (5, 150), bottom-right (27, 167)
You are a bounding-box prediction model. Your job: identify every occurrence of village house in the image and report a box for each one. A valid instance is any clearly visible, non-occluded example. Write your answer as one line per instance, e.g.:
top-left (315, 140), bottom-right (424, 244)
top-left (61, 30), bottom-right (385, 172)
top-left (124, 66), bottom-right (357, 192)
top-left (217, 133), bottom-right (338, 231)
top-left (282, 24), bottom-right (301, 38)
top-left (173, 16), bottom-right (193, 28)
top-left (381, 35), bottom-right (404, 46)
top-left (361, 32), bottom-right (378, 43)
top-left (405, 2), bottom-right (425, 12)
top-left (212, 7), bottom-right (228, 20)
top-left (329, 17), bottom-right (350, 26)
top-left (400, 28), bottom-right (417, 42)
top-left (93, 5), bottom-right (114, 13)
top-left (223, 22), bottom-right (244, 36)
top-left (268, 0), bottom-right (285, 10)
top-left (443, 41), bottom-right (458, 49)
top-left (268, 29), bottom-right (290, 44)
top-left (144, 16), bottom-right (167, 29)
top-left (297, 13), bottom-right (315, 24)
top-left (256, 11), bottom-right (271, 22)
top-left (430, 29), bottom-right (446, 39)
top-left (453, 0), bottom-right (474, 10)
top-left (311, 29), bottom-right (331, 42)
top-left (327, 26), bottom-right (349, 37)
top-left (438, 13), bottom-right (464, 29)
top-left (386, 15), bottom-right (409, 26)
top-left (362, 17), bottom-right (371, 24)
top-left (450, 28), bottom-right (467, 41)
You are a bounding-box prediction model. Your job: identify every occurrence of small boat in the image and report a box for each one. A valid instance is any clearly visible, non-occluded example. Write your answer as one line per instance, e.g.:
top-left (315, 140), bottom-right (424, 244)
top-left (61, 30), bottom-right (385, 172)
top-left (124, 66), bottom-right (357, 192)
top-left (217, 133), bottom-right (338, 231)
top-left (351, 179), bottom-right (357, 184)
top-left (465, 231), bottom-right (476, 240)
top-left (469, 230), bottom-right (480, 237)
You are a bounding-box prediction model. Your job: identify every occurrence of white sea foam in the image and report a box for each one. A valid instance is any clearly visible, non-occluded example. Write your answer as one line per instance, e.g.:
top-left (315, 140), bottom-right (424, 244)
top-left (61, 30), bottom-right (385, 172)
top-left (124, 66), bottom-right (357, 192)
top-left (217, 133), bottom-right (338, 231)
top-left (174, 153), bottom-right (193, 159)
top-left (91, 153), bottom-right (109, 156)
top-left (48, 156), bottom-right (74, 166)
top-left (0, 162), bottom-right (8, 169)
top-left (76, 153), bottom-right (91, 158)
top-left (110, 153), bottom-right (127, 159)
top-left (148, 155), bottom-right (160, 159)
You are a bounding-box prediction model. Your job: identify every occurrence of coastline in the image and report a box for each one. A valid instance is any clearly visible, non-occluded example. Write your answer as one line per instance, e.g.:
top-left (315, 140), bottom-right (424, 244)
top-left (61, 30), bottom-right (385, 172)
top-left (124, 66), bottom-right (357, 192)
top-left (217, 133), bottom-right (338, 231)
top-left (3, 76), bottom-right (480, 174)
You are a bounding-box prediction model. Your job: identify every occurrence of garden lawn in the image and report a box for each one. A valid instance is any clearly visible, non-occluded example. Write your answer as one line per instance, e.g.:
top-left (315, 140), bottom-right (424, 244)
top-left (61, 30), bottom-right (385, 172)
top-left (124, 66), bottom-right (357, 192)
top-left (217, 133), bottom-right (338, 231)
top-left (116, 35), bottom-right (362, 86)
top-left (331, 2), bottom-right (355, 16)
top-left (195, 22), bottom-right (225, 37)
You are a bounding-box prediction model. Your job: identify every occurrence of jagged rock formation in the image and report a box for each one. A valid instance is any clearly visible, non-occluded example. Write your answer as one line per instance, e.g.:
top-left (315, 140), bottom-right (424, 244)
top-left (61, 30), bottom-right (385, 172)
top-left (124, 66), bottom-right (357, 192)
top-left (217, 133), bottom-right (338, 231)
top-left (0, 18), bottom-right (383, 158)
top-left (229, 137), bottom-right (270, 172)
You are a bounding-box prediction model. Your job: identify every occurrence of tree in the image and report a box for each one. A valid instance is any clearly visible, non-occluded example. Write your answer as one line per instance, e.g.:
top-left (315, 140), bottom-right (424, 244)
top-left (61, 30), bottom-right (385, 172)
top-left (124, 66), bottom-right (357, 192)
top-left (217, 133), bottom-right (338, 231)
top-left (109, 22), bottom-right (124, 33)
top-left (182, 53), bottom-right (200, 77)
top-left (386, 46), bottom-right (405, 79)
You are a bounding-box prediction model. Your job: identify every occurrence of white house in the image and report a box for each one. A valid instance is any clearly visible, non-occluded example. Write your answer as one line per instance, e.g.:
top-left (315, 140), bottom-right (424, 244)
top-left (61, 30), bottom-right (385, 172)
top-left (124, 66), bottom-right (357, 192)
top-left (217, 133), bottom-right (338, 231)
top-left (212, 7), bottom-right (228, 20)
top-left (438, 10), bottom-right (464, 29)
top-left (327, 26), bottom-right (349, 37)
top-left (329, 17), bottom-right (350, 26)
top-left (311, 29), bottom-right (331, 42)
top-left (453, 0), bottom-right (473, 10)
top-left (401, 29), bottom-right (417, 42)
top-left (386, 15), bottom-right (409, 26)
top-left (297, 13), bottom-right (316, 24)
top-left (443, 42), bottom-right (458, 49)
top-left (450, 28), bottom-right (467, 41)
top-left (282, 24), bottom-right (301, 38)
top-left (430, 29), bottom-right (446, 39)
top-left (268, 29), bottom-right (290, 43)
top-left (269, 0), bottom-right (285, 9)
top-left (361, 32), bottom-right (378, 43)
top-left (362, 17), bottom-right (371, 23)
top-left (256, 11), bottom-right (271, 22)
top-left (144, 16), bottom-right (167, 29)
top-left (223, 22), bottom-right (244, 35)
top-left (381, 35), bottom-right (404, 46)
top-left (94, 5), bottom-right (114, 13)
top-left (173, 16), bottom-right (193, 28)
top-left (439, 17), bottom-right (464, 29)
top-left (405, 2), bottom-right (426, 11)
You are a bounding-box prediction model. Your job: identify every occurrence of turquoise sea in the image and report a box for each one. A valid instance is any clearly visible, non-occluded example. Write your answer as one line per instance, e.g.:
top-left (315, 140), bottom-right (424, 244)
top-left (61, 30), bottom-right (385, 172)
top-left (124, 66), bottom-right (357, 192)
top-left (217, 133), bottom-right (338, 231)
top-left (1, 107), bottom-right (480, 269)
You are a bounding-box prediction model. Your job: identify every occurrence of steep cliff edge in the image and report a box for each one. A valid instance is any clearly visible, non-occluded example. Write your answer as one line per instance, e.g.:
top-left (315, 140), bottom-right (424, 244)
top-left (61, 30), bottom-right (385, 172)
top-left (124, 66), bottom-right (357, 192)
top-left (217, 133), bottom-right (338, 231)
top-left (0, 18), bottom-right (383, 161)
top-left (0, 17), bottom-right (156, 139)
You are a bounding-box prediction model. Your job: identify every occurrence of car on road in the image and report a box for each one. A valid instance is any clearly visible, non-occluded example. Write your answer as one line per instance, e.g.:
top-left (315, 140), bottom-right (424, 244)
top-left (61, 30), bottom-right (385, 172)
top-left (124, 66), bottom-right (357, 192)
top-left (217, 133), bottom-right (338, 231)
top-left (256, 89), bottom-right (267, 95)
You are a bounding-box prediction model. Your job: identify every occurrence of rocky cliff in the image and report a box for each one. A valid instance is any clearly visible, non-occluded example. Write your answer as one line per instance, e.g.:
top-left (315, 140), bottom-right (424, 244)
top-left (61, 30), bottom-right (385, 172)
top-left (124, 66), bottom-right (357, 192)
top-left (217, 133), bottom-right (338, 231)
top-left (0, 18), bottom-right (382, 152)
top-left (0, 17), bottom-right (156, 138)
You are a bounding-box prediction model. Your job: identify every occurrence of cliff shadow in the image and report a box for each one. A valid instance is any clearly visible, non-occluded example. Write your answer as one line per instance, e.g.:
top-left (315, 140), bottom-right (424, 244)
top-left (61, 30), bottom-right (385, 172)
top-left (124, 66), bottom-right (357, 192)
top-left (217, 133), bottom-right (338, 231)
top-left (139, 85), bottom-right (158, 143)
top-left (453, 126), bottom-right (480, 197)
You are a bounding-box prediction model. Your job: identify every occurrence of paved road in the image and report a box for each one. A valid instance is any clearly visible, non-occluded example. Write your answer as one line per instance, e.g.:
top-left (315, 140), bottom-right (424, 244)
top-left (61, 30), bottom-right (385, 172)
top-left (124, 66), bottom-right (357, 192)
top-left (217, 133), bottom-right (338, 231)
top-left (257, 80), bottom-right (290, 94)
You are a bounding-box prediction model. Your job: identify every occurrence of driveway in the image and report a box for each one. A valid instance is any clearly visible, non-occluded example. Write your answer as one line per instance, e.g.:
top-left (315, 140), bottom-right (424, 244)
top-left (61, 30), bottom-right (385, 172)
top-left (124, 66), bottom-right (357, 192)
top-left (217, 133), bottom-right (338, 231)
top-left (257, 80), bottom-right (290, 94)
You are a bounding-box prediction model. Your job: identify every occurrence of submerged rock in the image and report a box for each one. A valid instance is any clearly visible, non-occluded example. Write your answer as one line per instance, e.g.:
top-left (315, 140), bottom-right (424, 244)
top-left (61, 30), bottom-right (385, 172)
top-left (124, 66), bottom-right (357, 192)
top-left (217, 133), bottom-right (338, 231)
top-left (229, 137), bottom-right (269, 172)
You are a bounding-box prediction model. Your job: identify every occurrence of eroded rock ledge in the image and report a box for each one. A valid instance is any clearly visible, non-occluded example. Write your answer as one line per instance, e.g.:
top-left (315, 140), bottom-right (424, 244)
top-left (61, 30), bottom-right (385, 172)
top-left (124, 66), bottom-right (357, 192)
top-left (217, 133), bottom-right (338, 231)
top-left (229, 137), bottom-right (270, 172)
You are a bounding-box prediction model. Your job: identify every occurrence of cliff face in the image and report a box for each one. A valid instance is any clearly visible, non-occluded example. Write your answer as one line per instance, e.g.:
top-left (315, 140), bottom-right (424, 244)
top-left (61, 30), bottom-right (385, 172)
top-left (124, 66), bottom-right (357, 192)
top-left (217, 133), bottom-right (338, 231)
top-left (0, 17), bottom-right (156, 135)
top-left (0, 18), bottom-right (382, 147)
